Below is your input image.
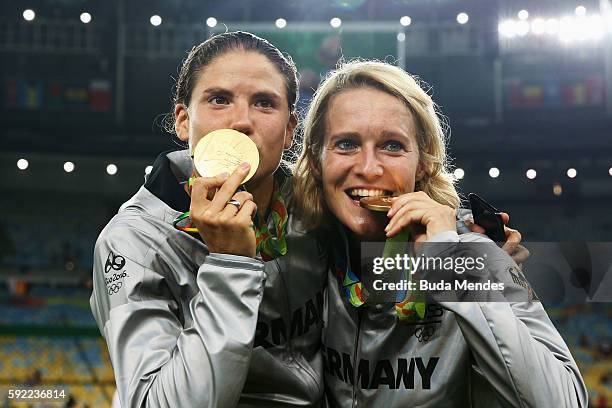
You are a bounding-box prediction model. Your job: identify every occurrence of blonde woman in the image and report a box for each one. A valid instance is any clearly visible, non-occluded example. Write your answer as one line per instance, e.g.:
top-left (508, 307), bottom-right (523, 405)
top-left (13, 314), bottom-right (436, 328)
top-left (294, 61), bottom-right (586, 407)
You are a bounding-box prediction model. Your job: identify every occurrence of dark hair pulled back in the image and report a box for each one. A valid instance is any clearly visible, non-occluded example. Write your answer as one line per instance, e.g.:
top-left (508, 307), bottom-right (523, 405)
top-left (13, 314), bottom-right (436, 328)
top-left (173, 31), bottom-right (298, 120)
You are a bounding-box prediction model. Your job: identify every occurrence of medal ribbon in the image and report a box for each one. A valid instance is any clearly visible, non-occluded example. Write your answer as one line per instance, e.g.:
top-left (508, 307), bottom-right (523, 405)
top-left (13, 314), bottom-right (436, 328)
top-left (335, 228), bottom-right (427, 321)
top-left (173, 176), bottom-right (288, 261)
top-left (254, 182), bottom-right (288, 262)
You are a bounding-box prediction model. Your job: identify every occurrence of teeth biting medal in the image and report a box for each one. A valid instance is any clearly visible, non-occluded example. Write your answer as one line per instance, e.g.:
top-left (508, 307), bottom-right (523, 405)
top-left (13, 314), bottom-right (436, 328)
top-left (359, 196), bottom-right (394, 212)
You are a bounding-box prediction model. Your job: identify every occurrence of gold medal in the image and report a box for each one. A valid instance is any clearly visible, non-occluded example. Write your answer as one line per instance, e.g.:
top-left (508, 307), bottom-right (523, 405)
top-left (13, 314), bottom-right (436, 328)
top-left (359, 196), bottom-right (394, 212)
top-left (192, 129), bottom-right (260, 183)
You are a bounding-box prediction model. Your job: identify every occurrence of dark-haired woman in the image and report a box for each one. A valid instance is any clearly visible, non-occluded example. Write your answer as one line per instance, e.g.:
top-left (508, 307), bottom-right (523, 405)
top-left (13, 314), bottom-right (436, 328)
top-left (90, 32), bottom-right (326, 407)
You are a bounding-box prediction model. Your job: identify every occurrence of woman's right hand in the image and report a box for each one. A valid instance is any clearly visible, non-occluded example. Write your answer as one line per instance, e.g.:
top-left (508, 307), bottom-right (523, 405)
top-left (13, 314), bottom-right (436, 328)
top-left (385, 191), bottom-right (457, 242)
top-left (190, 163), bottom-right (257, 258)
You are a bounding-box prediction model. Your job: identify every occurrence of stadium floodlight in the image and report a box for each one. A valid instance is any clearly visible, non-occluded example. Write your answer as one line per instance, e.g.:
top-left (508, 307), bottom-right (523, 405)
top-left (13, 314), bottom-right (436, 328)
top-left (106, 164), bottom-right (118, 175)
top-left (489, 167), bottom-right (500, 178)
top-left (400, 16), bottom-right (412, 27)
top-left (609, 167), bottom-right (612, 177)
top-left (150, 15), bottom-right (162, 26)
top-left (516, 20), bottom-right (530, 36)
top-left (145, 166), bottom-right (153, 175)
top-left (80, 12), bottom-right (92, 24)
top-left (499, 10), bottom-right (607, 43)
top-left (23, 9), bottom-right (35, 21)
top-left (545, 18), bottom-right (559, 35)
top-left (585, 15), bottom-right (605, 40)
top-left (17, 159), bottom-right (29, 170)
top-left (457, 13), bottom-right (469, 25)
top-left (518, 10), bottom-right (529, 20)
top-left (558, 14), bottom-right (604, 42)
top-left (526, 169), bottom-right (537, 179)
top-left (63, 162), bottom-right (75, 173)
top-left (397, 33), bottom-right (406, 42)
top-left (453, 168), bottom-right (465, 180)
top-left (531, 18), bottom-right (546, 35)
top-left (206, 17), bottom-right (217, 28)
top-left (275, 18), bottom-right (287, 29)
top-left (575, 5), bottom-right (586, 16)
top-left (499, 20), bottom-right (517, 38)
top-left (566, 168), bottom-right (577, 178)
top-left (330, 17), bottom-right (342, 28)
top-left (558, 16), bottom-right (575, 42)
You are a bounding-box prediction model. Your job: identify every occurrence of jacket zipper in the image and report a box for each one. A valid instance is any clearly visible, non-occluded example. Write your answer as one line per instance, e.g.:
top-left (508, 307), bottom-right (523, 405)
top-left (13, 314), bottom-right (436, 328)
top-left (351, 309), bottom-right (363, 408)
top-left (275, 258), bottom-right (294, 356)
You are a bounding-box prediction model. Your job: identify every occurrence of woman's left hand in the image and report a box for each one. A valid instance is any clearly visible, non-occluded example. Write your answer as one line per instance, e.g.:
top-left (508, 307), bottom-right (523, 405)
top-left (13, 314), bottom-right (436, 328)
top-left (385, 191), bottom-right (456, 242)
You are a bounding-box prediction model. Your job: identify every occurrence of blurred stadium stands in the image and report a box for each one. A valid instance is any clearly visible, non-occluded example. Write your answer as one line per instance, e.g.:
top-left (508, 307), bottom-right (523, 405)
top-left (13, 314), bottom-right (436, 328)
top-left (0, 282), bottom-right (114, 407)
top-left (1, 0), bottom-right (611, 406)
top-left (548, 304), bottom-right (612, 406)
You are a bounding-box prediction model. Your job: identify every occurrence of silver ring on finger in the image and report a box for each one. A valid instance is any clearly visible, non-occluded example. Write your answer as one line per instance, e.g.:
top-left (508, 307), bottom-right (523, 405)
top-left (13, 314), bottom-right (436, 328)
top-left (227, 199), bottom-right (241, 210)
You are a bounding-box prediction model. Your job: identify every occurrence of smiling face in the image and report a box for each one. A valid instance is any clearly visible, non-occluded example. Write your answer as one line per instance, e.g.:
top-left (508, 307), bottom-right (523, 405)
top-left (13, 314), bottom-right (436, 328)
top-left (175, 50), bottom-right (296, 188)
top-left (320, 86), bottom-right (421, 240)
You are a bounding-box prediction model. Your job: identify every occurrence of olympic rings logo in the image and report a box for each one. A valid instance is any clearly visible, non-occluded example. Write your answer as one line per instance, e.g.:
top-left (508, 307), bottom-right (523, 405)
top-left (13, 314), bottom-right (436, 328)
top-left (107, 281), bottom-right (123, 295)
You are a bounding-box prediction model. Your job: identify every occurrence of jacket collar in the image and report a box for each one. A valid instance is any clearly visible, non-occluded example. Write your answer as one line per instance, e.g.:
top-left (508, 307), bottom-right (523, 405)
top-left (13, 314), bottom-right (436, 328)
top-left (144, 149), bottom-right (193, 214)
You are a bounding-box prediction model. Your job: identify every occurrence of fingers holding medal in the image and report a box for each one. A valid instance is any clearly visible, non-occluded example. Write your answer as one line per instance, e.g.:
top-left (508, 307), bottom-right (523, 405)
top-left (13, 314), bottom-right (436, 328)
top-left (189, 129), bottom-right (260, 258)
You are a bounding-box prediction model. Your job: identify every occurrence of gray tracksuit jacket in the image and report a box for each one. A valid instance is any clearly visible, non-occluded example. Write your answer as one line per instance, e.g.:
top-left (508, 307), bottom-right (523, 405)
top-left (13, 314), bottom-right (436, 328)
top-left (90, 150), bottom-right (326, 408)
top-left (322, 228), bottom-right (588, 408)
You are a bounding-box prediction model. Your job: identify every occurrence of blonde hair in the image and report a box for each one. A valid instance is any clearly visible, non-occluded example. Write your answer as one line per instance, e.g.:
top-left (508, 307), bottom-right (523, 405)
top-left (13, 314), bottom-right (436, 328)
top-left (292, 60), bottom-right (460, 229)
